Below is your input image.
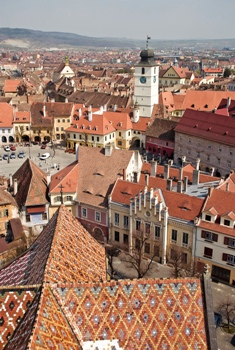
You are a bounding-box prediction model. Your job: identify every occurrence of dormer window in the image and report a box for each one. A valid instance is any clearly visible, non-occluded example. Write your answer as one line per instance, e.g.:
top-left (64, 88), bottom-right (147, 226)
top-left (205, 215), bottom-right (211, 222)
top-left (224, 219), bottom-right (230, 227)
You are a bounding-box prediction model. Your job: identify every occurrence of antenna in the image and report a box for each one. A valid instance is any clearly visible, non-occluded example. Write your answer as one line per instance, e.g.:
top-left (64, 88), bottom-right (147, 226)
top-left (146, 35), bottom-right (151, 49)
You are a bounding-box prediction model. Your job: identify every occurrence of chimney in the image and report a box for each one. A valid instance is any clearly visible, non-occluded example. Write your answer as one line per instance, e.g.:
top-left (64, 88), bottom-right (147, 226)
top-left (167, 178), bottom-right (172, 191)
top-left (75, 143), bottom-right (79, 162)
top-left (210, 167), bottom-right (215, 176)
top-left (103, 104), bottom-right (107, 111)
top-left (13, 178), bottom-right (18, 195)
top-left (9, 174), bottom-right (13, 187)
top-left (123, 169), bottom-right (126, 181)
top-left (100, 105), bottom-right (104, 114)
top-left (113, 104), bottom-right (117, 112)
top-left (43, 104), bottom-right (46, 117)
top-left (179, 167), bottom-right (183, 181)
top-left (47, 172), bottom-right (51, 186)
top-left (150, 159), bottom-right (156, 177)
top-left (65, 97), bottom-right (68, 103)
top-left (78, 108), bottom-right (82, 118)
top-left (150, 188), bottom-right (154, 200)
top-left (105, 144), bottom-right (112, 156)
top-left (145, 174), bottom-right (149, 186)
top-left (134, 195), bottom-right (137, 214)
top-left (226, 182), bottom-right (229, 191)
top-left (164, 164), bottom-right (169, 180)
top-left (196, 158), bottom-right (200, 170)
top-left (88, 105), bottom-right (92, 121)
top-left (227, 97), bottom-right (231, 108)
top-left (193, 169), bottom-right (199, 185)
top-left (182, 156), bottom-right (186, 167)
top-left (168, 159), bottom-right (173, 166)
top-left (177, 180), bottom-right (183, 193)
top-left (184, 176), bottom-right (188, 192)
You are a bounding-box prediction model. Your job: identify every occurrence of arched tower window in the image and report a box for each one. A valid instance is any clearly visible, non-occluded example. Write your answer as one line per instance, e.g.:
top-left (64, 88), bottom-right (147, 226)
top-left (142, 68), bottom-right (145, 74)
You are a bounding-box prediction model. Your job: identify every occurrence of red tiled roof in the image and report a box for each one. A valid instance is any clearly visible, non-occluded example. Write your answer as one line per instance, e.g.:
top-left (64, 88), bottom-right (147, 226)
top-left (175, 109), bottom-right (235, 147)
top-left (4, 79), bottom-right (22, 93)
top-left (0, 102), bottom-right (13, 127)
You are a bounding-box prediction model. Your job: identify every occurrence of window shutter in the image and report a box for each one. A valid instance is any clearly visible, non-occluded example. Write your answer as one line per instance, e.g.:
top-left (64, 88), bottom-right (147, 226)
top-left (224, 237), bottom-right (229, 245)
top-left (201, 230), bottom-right (206, 238)
top-left (214, 234), bottom-right (218, 242)
top-left (222, 253), bottom-right (228, 261)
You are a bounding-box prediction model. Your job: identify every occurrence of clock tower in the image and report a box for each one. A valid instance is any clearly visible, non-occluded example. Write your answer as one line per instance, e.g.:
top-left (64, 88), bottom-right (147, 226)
top-left (134, 37), bottom-right (159, 118)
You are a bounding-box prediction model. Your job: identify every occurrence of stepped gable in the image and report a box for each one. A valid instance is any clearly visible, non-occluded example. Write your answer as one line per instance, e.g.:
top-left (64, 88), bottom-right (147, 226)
top-left (77, 147), bottom-right (134, 208)
top-left (0, 205), bottom-right (106, 286)
top-left (49, 161), bottom-right (79, 194)
top-left (111, 179), bottom-right (147, 205)
top-left (53, 278), bottom-right (208, 349)
top-left (0, 286), bottom-right (39, 349)
top-left (13, 159), bottom-right (48, 208)
top-left (218, 172), bottom-right (235, 192)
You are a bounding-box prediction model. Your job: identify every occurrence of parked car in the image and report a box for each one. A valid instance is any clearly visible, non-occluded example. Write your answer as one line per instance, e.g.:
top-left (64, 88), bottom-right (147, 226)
top-left (4, 146), bottom-right (10, 152)
top-left (10, 153), bottom-right (16, 159)
top-left (39, 153), bottom-right (50, 160)
top-left (0, 155), bottom-right (2, 161)
top-left (18, 152), bottom-right (25, 158)
top-left (10, 146), bottom-right (16, 151)
top-left (3, 154), bottom-right (9, 160)
top-left (41, 144), bottom-right (46, 149)
top-left (231, 334), bottom-right (235, 346)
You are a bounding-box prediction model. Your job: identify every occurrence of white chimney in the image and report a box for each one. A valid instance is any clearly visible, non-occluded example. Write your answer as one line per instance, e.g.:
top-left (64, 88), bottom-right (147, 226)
top-left (113, 104), bottom-right (117, 112)
top-left (43, 105), bottom-right (46, 117)
top-left (88, 105), bottom-right (92, 121)
top-left (13, 178), bottom-right (18, 195)
top-left (78, 108), bottom-right (82, 118)
top-left (103, 104), bottom-right (107, 112)
top-left (47, 172), bottom-right (51, 186)
top-left (100, 105), bottom-right (104, 114)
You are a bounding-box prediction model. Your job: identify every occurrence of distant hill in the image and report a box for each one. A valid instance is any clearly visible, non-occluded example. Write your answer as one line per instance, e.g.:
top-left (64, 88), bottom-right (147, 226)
top-left (0, 27), bottom-right (235, 50)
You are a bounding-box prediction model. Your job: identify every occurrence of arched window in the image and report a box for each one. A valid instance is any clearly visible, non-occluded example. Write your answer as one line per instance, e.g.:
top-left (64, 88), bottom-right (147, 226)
top-left (142, 68), bottom-right (145, 74)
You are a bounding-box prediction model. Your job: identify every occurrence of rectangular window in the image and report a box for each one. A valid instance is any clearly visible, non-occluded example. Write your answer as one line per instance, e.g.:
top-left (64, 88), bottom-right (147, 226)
top-left (201, 230), bottom-right (218, 242)
top-left (56, 127), bottom-right (59, 131)
top-left (145, 242), bottom-right (150, 254)
top-left (66, 196), bottom-right (72, 201)
top-left (97, 137), bottom-right (100, 142)
top-left (119, 132), bottom-right (121, 137)
top-left (26, 214), bottom-right (30, 222)
top-left (73, 134), bottom-right (76, 139)
top-left (224, 219), bottom-right (230, 226)
top-left (123, 215), bottom-right (129, 228)
top-left (223, 253), bottom-right (235, 265)
top-left (171, 229), bottom-right (177, 243)
top-left (182, 232), bottom-right (188, 247)
top-left (224, 237), bottom-right (235, 247)
top-left (95, 212), bottom-right (101, 222)
top-left (136, 220), bottom-right (141, 231)
top-left (205, 215), bottom-right (211, 222)
top-left (114, 231), bottom-right (119, 242)
top-left (204, 247), bottom-right (213, 258)
top-left (92, 136), bottom-right (94, 141)
top-left (145, 223), bottom-right (150, 234)
top-left (58, 119), bottom-right (60, 123)
top-left (62, 119), bottom-right (65, 123)
top-left (114, 213), bottom-right (119, 226)
top-left (4, 209), bottom-right (8, 217)
top-left (123, 234), bottom-right (128, 245)
top-left (155, 226), bottom-right (160, 240)
top-left (82, 208), bottom-right (87, 218)
top-left (42, 212), bottom-right (47, 220)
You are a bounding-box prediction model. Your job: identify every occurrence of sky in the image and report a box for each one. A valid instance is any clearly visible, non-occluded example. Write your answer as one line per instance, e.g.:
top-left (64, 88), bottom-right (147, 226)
top-left (0, 0), bottom-right (234, 41)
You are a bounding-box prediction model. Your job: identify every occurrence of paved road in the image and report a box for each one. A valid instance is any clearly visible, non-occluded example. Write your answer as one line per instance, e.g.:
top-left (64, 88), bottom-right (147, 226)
top-left (0, 144), bottom-right (77, 177)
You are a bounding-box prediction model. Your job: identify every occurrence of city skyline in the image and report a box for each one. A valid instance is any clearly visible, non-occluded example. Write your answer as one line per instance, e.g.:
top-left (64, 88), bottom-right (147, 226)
top-left (1, 0), bottom-right (235, 41)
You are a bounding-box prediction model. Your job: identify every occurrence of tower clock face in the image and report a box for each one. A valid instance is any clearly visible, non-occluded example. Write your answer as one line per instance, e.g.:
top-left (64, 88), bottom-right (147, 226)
top-left (140, 76), bottom-right (146, 84)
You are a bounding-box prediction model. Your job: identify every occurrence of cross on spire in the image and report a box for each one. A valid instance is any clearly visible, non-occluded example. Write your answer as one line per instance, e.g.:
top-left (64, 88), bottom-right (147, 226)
top-left (59, 184), bottom-right (65, 204)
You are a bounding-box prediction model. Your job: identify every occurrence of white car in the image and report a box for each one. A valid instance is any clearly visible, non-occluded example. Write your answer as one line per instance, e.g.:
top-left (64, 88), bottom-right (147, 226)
top-left (39, 153), bottom-right (50, 160)
top-left (4, 146), bottom-right (10, 152)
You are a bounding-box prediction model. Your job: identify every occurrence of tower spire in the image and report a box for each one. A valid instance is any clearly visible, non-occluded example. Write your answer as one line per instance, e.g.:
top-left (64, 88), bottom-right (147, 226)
top-left (146, 35), bottom-right (151, 49)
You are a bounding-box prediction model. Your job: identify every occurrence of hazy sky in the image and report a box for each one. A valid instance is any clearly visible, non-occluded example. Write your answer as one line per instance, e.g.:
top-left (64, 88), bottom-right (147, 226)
top-left (1, 0), bottom-right (234, 40)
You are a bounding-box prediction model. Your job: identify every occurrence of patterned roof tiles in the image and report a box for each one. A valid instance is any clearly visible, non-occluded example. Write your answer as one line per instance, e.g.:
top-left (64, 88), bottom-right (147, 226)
top-left (53, 278), bottom-right (208, 349)
top-left (0, 205), bottom-right (106, 286)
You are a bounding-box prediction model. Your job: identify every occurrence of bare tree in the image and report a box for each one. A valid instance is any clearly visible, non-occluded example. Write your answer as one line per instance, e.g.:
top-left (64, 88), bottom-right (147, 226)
top-left (217, 298), bottom-right (235, 330)
top-left (105, 245), bottom-right (120, 279)
top-left (121, 229), bottom-right (158, 279)
top-left (169, 247), bottom-right (202, 278)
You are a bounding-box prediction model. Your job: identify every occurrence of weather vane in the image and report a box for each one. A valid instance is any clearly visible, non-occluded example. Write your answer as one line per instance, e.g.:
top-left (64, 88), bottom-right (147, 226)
top-left (146, 35), bottom-right (151, 49)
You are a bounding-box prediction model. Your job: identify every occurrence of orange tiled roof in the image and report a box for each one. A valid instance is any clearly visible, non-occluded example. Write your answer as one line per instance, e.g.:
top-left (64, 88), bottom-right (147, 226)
top-left (0, 102), bottom-right (13, 127)
top-left (4, 79), bottom-right (22, 93)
